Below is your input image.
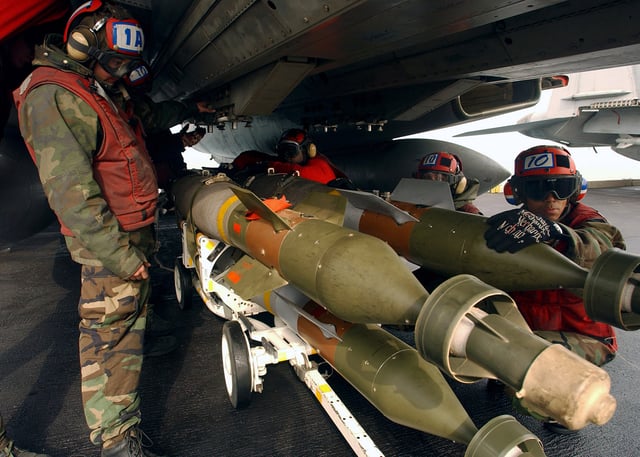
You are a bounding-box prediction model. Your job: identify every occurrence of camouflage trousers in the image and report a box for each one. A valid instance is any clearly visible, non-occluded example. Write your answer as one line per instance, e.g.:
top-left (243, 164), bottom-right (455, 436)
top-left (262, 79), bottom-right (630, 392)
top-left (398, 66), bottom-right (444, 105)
top-left (78, 265), bottom-right (150, 447)
top-left (534, 330), bottom-right (616, 367)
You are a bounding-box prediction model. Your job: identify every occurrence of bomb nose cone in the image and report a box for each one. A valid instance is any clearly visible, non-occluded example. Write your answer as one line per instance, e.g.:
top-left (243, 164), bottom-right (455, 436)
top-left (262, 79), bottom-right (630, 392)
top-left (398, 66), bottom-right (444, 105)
top-left (591, 394), bottom-right (617, 426)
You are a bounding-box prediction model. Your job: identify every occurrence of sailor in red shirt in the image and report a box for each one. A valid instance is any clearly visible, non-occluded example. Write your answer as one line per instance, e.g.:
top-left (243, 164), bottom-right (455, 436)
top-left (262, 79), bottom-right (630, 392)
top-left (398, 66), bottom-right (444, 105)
top-left (483, 145), bottom-right (626, 433)
top-left (414, 151), bottom-right (482, 214)
top-left (485, 145), bottom-right (626, 366)
top-left (269, 128), bottom-right (338, 184)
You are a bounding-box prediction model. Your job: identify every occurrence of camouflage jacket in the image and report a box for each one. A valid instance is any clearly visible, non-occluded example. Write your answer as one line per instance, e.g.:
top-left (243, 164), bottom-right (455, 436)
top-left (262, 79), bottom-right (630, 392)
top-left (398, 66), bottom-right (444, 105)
top-left (511, 202), bottom-right (624, 343)
top-left (13, 35), bottom-right (156, 278)
top-left (132, 94), bottom-right (198, 136)
top-left (556, 201), bottom-right (626, 268)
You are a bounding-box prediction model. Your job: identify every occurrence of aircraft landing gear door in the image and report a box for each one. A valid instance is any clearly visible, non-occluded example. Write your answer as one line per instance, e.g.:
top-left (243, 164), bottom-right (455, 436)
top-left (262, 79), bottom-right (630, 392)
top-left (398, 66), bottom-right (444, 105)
top-left (221, 320), bottom-right (252, 409)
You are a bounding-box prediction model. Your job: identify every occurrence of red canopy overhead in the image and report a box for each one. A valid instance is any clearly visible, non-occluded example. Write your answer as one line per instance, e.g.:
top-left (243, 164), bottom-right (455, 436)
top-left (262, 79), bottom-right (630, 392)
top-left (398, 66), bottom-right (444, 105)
top-left (0, 0), bottom-right (69, 43)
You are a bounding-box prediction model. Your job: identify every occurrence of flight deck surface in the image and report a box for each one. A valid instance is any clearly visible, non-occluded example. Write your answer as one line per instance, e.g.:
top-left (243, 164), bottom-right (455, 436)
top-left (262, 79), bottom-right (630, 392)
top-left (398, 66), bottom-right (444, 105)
top-left (1, 187), bottom-right (639, 457)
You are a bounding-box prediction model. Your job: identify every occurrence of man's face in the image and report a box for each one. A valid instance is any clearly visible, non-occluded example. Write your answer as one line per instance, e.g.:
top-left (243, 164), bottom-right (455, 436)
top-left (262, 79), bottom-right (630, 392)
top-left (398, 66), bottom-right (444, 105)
top-left (419, 171), bottom-right (448, 182)
top-left (525, 193), bottom-right (568, 221)
top-left (287, 150), bottom-right (305, 164)
top-left (277, 140), bottom-right (306, 164)
top-left (93, 62), bottom-right (119, 85)
top-left (94, 55), bottom-right (140, 85)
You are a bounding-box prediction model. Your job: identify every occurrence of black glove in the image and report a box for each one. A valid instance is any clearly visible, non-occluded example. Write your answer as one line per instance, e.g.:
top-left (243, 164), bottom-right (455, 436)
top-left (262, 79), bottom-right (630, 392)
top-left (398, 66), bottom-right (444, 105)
top-left (484, 209), bottom-right (563, 253)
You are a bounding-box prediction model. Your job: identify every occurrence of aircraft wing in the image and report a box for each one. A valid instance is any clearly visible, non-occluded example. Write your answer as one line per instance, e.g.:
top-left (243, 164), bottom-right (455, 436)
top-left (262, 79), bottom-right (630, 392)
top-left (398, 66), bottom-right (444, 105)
top-left (613, 136), bottom-right (640, 161)
top-left (140, 0), bottom-right (640, 183)
top-left (141, 0), bottom-right (640, 152)
top-left (456, 64), bottom-right (640, 160)
top-left (456, 107), bottom-right (640, 160)
top-left (454, 118), bottom-right (571, 138)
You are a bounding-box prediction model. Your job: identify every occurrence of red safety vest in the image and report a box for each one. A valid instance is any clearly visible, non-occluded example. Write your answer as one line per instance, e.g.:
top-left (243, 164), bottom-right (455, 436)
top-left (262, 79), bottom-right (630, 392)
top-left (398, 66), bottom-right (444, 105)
top-left (457, 202), bottom-right (482, 214)
top-left (14, 67), bottom-right (158, 235)
top-left (510, 203), bottom-right (617, 349)
top-left (268, 156), bottom-right (337, 184)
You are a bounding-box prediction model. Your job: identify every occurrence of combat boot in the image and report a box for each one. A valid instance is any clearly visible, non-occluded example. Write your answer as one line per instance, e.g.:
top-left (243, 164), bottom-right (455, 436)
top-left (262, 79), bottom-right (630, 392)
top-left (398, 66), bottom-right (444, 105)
top-left (0, 439), bottom-right (51, 457)
top-left (145, 308), bottom-right (174, 337)
top-left (101, 428), bottom-right (168, 457)
top-left (143, 334), bottom-right (178, 358)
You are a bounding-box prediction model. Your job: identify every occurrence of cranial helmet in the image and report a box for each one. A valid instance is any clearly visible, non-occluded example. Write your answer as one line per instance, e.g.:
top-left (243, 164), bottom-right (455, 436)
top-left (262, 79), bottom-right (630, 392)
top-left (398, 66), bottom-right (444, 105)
top-left (276, 128), bottom-right (316, 162)
top-left (124, 61), bottom-right (152, 92)
top-left (416, 152), bottom-right (467, 195)
top-left (504, 145), bottom-right (587, 205)
top-left (64, 0), bottom-right (145, 79)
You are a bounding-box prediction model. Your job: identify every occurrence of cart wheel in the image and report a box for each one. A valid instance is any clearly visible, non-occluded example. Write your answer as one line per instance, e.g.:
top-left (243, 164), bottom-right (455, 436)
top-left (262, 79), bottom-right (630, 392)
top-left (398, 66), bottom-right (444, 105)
top-left (174, 257), bottom-right (193, 310)
top-left (221, 320), bottom-right (252, 409)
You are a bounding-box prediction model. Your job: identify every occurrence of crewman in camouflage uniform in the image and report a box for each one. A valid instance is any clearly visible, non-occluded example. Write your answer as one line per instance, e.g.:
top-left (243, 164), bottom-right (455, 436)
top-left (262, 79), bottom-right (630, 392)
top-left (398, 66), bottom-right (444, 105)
top-left (12, 2), bottom-right (174, 455)
top-left (484, 145), bottom-right (625, 432)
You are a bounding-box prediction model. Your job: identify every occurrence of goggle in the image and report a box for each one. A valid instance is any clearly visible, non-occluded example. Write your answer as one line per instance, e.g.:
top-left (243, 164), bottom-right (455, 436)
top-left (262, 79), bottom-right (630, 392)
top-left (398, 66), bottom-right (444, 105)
top-left (417, 171), bottom-right (456, 184)
top-left (276, 140), bottom-right (304, 161)
top-left (97, 52), bottom-right (142, 78)
top-left (520, 177), bottom-right (578, 201)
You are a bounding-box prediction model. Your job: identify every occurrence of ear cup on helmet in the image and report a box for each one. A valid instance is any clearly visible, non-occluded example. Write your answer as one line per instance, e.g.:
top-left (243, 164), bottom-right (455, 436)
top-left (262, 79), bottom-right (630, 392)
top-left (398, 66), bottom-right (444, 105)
top-left (66, 26), bottom-right (97, 62)
top-left (574, 174), bottom-right (588, 202)
top-left (453, 175), bottom-right (467, 195)
top-left (503, 179), bottom-right (520, 205)
top-left (307, 142), bottom-right (317, 158)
